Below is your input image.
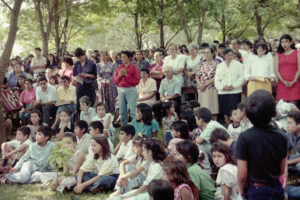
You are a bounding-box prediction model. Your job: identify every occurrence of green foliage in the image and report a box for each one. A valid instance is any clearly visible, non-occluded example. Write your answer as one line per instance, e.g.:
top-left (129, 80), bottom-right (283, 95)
top-left (48, 141), bottom-right (74, 172)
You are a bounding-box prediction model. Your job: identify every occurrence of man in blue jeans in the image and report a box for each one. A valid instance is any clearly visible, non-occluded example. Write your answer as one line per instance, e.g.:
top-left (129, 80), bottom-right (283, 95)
top-left (236, 90), bottom-right (288, 200)
top-left (113, 51), bottom-right (140, 126)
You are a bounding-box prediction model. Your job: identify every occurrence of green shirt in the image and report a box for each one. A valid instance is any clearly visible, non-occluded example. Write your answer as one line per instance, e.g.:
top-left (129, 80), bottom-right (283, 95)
top-left (188, 163), bottom-right (216, 200)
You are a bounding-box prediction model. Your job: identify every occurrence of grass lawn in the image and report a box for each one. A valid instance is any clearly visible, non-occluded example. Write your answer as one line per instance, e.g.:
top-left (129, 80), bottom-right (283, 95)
top-left (0, 126), bottom-right (165, 200)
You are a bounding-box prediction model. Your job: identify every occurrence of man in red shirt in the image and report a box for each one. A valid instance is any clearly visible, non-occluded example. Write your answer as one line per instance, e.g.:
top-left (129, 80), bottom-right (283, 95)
top-left (113, 51), bottom-right (140, 125)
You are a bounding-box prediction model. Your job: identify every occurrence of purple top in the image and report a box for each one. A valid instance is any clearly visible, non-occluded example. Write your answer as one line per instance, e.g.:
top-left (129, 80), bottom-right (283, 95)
top-left (73, 58), bottom-right (97, 84)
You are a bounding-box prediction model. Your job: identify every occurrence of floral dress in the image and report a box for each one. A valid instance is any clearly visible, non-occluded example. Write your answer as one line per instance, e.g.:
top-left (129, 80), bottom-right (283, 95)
top-left (97, 62), bottom-right (117, 112)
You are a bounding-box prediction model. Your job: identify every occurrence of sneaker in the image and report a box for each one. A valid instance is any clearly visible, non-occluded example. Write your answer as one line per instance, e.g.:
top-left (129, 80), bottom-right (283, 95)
top-left (56, 186), bottom-right (66, 194)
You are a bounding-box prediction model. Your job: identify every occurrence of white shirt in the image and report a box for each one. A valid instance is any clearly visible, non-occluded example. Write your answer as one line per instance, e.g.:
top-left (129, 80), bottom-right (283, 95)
top-left (92, 113), bottom-right (115, 132)
top-left (244, 54), bottom-right (275, 80)
top-left (227, 124), bottom-right (242, 141)
top-left (31, 56), bottom-right (47, 76)
top-left (36, 85), bottom-right (57, 102)
top-left (186, 54), bottom-right (202, 72)
top-left (215, 60), bottom-right (244, 94)
top-left (163, 54), bottom-right (186, 85)
top-left (76, 133), bottom-right (91, 155)
top-left (116, 140), bottom-right (134, 160)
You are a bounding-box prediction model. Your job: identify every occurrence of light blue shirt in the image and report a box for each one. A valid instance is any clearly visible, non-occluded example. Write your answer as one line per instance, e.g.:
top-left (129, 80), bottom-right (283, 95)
top-left (80, 107), bottom-right (97, 122)
top-left (131, 119), bottom-right (160, 137)
top-left (15, 140), bottom-right (56, 171)
top-left (159, 77), bottom-right (181, 97)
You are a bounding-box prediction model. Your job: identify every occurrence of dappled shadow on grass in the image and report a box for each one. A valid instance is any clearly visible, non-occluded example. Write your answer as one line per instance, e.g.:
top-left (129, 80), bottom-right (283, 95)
top-left (0, 184), bottom-right (109, 200)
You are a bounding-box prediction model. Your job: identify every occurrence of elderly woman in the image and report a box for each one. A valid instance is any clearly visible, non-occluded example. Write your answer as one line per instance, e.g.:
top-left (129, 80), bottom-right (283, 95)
top-left (196, 47), bottom-right (219, 119)
top-left (137, 68), bottom-right (157, 106)
top-left (97, 51), bottom-right (118, 113)
top-left (6, 63), bottom-right (28, 88)
top-left (184, 44), bottom-right (202, 88)
top-left (149, 51), bottom-right (164, 92)
top-left (215, 48), bottom-right (244, 126)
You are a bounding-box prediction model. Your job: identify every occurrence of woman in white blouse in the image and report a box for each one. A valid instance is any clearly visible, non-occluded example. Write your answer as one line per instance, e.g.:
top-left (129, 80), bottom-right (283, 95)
top-left (244, 42), bottom-right (275, 96)
top-left (215, 48), bottom-right (244, 126)
top-left (163, 43), bottom-right (186, 88)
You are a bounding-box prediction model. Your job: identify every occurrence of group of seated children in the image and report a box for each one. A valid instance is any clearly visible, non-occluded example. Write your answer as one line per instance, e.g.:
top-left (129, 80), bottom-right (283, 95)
top-left (1, 91), bottom-right (300, 200)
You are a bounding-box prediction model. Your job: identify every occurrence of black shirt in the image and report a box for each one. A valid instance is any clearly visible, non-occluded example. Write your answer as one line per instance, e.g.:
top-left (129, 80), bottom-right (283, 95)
top-left (236, 125), bottom-right (288, 184)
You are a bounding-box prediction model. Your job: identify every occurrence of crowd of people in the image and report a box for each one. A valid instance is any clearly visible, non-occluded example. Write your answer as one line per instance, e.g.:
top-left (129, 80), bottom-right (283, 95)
top-left (0, 33), bottom-right (300, 200)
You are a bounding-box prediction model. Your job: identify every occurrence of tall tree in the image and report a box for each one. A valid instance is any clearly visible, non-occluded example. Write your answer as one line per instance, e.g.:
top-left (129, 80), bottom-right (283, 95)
top-left (0, 0), bottom-right (23, 146)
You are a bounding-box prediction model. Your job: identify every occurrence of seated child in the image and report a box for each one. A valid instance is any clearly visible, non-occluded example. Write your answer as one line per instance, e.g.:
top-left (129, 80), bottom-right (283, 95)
top-left (168, 121), bottom-right (191, 154)
top-left (161, 101), bottom-right (178, 146)
top-left (286, 111), bottom-right (300, 176)
top-left (147, 179), bottom-right (174, 200)
top-left (92, 102), bottom-right (115, 142)
top-left (195, 108), bottom-right (226, 145)
top-left (109, 134), bottom-right (150, 199)
top-left (6, 126), bottom-right (56, 184)
top-left (181, 110), bottom-right (200, 141)
top-left (210, 128), bottom-right (237, 161)
top-left (236, 103), bottom-right (253, 132)
top-left (27, 109), bottom-right (43, 142)
top-left (131, 103), bottom-right (159, 137)
top-left (2, 127), bottom-right (32, 167)
top-left (227, 109), bottom-right (242, 140)
top-left (275, 99), bottom-right (299, 131)
top-left (115, 125), bottom-right (135, 162)
top-left (163, 155), bottom-right (199, 200)
top-left (79, 95), bottom-right (97, 124)
top-left (40, 132), bottom-right (78, 193)
top-left (55, 109), bottom-right (74, 141)
top-left (211, 143), bottom-right (241, 200)
top-left (73, 136), bottom-right (119, 194)
top-left (89, 121), bottom-right (114, 153)
top-left (114, 138), bottom-right (167, 200)
top-left (188, 100), bottom-right (200, 112)
top-left (175, 140), bottom-right (216, 199)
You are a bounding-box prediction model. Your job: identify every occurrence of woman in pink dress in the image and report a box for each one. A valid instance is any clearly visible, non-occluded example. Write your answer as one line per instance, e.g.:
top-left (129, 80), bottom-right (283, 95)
top-left (275, 34), bottom-right (300, 105)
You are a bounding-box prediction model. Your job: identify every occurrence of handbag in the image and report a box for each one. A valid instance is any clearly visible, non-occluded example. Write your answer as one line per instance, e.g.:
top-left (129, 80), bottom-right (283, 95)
top-left (1, 89), bottom-right (23, 114)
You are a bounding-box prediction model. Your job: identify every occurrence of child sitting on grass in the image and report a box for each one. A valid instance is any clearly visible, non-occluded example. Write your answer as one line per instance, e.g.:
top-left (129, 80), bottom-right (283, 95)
top-left (115, 125), bottom-right (135, 163)
top-left (147, 179), bottom-right (174, 200)
top-left (89, 121), bottom-right (114, 153)
top-left (1, 127), bottom-right (32, 168)
top-left (55, 109), bottom-right (74, 141)
top-left (6, 126), bottom-right (56, 184)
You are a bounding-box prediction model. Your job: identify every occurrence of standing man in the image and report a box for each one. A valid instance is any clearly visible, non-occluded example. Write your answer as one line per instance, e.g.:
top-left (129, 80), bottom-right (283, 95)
top-left (237, 90), bottom-right (288, 200)
top-left (31, 47), bottom-right (47, 79)
top-left (113, 51), bottom-right (140, 126)
top-left (73, 48), bottom-right (97, 112)
top-left (132, 50), bottom-right (150, 71)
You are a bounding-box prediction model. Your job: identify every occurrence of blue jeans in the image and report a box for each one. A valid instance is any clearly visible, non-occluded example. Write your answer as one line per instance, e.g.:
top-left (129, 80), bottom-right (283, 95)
top-left (247, 181), bottom-right (284, 200)
top-left (80, 173), bottom-right (119, 192)
top-left (286, 186), bottom-right (300, 200)
top-left (117, 87), bottom-right (137, 126)
top-left (288, 154), bottom-right (300, 176)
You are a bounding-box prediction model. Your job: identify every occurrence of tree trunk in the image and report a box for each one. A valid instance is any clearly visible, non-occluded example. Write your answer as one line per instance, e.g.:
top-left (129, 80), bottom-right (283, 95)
top-left (254, 5), bottom-right (264, 38)
top-left (175, 0), bottom-right (192, 44)
top-left (298, 0), bottom-right (300, 13)
top-left (197, 7), bottom-right (207, 46)
top-left (0, 0), bottom-right (23, 147)
top-left (158, 0), bottom-right (164, 47)
top-left (54, 2), bottom-right (61, 57)
top-left (221, 13), bottom-right (226, 43)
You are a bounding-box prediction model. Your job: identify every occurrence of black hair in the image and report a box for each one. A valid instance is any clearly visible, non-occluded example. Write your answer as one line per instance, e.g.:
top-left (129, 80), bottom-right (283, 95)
top-left (121, 50), bottom-right (133, 60)
top-left (233, 51), bottom-right (242, 60)
top-left (25, 78), bottom-right (34, 85)
top-left (61, 75), bottom-right (70, 82)
top-left (64, 57), bottom-right (73, 66)
top-left (195, 107), bottom-right (212, 123)
top-left (74, 48), bottom-right (85, 57)
top-left (94, 102), bottom-right (108, 113)
top-left (92, 136), bottom-right (111, 160)
top-left (18, 74), bottom-right (26, 80)
top-left (223, 48), bottom-right (234, 56)
top-left (37, 76), bottom-right (47, 83)
top-left (287, 111), bottom-right (300, 124)
top-left (140, 67), bottom-right (150, 74)
top-left (143, 138), bottom-right (167, 162)
top-left (182, 104), bottom-right (192, 111)
top-left (30, 109), bottom-right (43, 125)
top-left (213, 40), bottom-right (220, 44)
top-left (209, 128), bottom-right (230, 144)
top-left (211, 142), bottom-right (235, 165)
top-left (132, 134), bottom-right (149, 147)
top-left (62, 132), bottom-right (77, 143)
top-left (35, 47), bottom-right (41, 52)
top-left (176, 140), bottom-right (199, 164)
top-left (205, 46), bottom-right (216, 59)
top-left (218, 43), bottom-right (226, 48)
top-left (74, 120), bottom-right (88, 133)
top-left (181, 110), bottom-right (198, 132)
top-left (120, 124), bottom-right (136, 138)
top-left (59, 109), bottom-right (72, 116)
top-left (90, 121), bottom-right (104, 134)
top-left (49, 75), bottom-right (58, 84)
top-left (241, 39), bottom-right (253, 49)
top-left (200, 43), bottom-right (209, 48)
top-left (17, 126), bottom-right (31, 137)
top-left (188, 100), bottom-right (200, 109)
top-left (137, 103), bottom-right (153, 125)
top-left (170, 121), bottom-right (191, 139)
top-left (237, 102), bottom-right (245, 111)
top-left (278, 34), bottom-right (296, 53)
top-left (253, 42), bottom-right (268, 55)
top-left (245, 90), bottom-right (276, 127)
top-left (148, 179), bottom-right (174, 200)
top-left (161, 101), bottom-right (174, 118)
top-left (37, 126), bottom-right (53, 140)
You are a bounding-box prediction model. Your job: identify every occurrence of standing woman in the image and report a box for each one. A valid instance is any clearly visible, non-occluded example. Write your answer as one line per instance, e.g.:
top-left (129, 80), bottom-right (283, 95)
top-left (244, 42), bottom-right (276, 96)
top-left (163, 43), bottom-right (186, 88)
top-left (97, 51), bottom-right (117, 113)
top-left (215, 48), bottom-right (244, 126)
top-left (275, 34), bottom-right (300, 105)
top-left (196, 47), bottom-right (219, 119)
